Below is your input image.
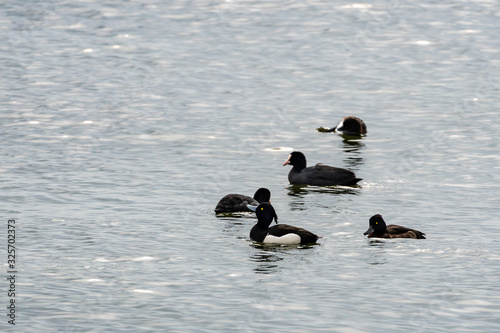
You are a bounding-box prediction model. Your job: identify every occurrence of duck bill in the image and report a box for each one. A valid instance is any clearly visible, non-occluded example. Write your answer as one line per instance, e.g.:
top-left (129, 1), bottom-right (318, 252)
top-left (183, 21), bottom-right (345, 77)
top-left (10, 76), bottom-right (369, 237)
top-left (282, 155), bottom-right (291, 166)
top-left (246, 204), bottom-right (258, 212)
top-left (363, 226), bottom-right (374, 235)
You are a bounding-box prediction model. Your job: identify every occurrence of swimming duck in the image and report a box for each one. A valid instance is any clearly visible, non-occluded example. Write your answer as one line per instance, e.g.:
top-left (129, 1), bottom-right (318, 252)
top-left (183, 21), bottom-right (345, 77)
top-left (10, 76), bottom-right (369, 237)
top-left (250, 203), bottom-right (319, 245)
top-left (214, 188), bottom-right (271, 214)
top-left (363, 214), bottom-right (426, 239)
top-left (320, 116), bottom-right (367, 136)
top-left (283, 151), bottom-right (362, 186)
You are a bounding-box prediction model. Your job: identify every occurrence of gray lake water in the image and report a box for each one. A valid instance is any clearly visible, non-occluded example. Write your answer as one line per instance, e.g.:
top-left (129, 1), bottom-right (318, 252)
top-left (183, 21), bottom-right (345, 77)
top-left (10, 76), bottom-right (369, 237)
top-left (1, 0), bottom-right (500, 332)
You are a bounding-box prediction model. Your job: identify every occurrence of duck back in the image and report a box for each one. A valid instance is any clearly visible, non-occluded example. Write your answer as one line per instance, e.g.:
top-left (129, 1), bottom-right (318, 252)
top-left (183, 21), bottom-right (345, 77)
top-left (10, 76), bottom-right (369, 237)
top-left (288, 164), bottom-right (361, 186)
top-left (214, 194), bottom-right (258, 213)
top-left (386, 225), bottom-right (426, 239)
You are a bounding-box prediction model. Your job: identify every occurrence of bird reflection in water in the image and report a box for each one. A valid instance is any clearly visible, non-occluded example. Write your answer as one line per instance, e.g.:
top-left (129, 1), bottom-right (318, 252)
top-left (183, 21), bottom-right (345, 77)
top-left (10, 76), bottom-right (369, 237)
top-left (250, 251), bottom-right (282, 274)
top-left (249, 243), bottom-right (316, 274)
top-left (286, 184), bottom-right (360, 211)
top-left (340, 138), bottom-right (366, 171)
top-left (286, 184), bottom-right (361, 196)
top-left (366, 239), bottom-right (387, 265)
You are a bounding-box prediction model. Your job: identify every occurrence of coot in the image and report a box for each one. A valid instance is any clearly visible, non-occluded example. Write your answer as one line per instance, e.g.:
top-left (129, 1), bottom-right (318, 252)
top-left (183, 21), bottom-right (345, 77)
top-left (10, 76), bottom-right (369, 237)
top-left (283, 151), bottom-right (361, 186)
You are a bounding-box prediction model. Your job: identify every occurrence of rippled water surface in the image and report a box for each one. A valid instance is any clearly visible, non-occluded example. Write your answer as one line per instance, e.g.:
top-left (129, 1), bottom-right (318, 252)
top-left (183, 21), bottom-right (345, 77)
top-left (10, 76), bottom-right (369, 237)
top-left (2, 0), bottom-right (500, 332)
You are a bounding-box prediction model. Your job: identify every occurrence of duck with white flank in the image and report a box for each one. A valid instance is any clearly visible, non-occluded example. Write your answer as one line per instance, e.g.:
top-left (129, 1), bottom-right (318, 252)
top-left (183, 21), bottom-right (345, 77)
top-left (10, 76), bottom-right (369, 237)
top-left (250, 203), bottom-right (319, 245)
top-left (283, 151), bottom-right (361, 186)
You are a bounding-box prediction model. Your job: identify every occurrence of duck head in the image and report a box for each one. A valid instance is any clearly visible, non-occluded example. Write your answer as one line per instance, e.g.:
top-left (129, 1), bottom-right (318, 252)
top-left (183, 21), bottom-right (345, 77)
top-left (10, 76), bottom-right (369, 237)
top-left (253, 188), bottom-right (271, 204)
top-left (255, 203), bottom-right (278, 227)
top-left (364, 214), bottom-right (387, 235)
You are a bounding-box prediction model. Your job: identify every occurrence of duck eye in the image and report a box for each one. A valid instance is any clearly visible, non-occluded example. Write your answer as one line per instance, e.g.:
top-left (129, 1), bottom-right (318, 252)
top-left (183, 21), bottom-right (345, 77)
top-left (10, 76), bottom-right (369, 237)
top-left (260, 207), bottom-right (264, 210)
top-left (375, 222), bottom-right (378, 224)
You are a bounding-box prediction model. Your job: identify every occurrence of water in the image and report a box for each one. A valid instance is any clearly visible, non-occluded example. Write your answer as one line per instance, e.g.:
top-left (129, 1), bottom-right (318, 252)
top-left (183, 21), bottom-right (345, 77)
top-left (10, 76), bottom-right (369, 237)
top-left (1, 0), bottom-right (500, 331)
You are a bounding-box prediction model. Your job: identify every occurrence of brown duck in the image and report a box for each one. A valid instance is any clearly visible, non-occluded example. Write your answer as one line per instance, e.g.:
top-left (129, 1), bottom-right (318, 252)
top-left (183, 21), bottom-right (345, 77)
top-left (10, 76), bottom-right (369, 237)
top-left (364, 214), bottom-right (426, 239)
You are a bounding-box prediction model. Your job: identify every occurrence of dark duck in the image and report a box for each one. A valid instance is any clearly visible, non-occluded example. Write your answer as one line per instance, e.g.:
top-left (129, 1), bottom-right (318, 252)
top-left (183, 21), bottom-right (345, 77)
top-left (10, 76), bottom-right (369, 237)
top-left (283, 151), bottom-right (361, 186)
top-left (250, 203), bottom-right (319, 245)
top-left (319, 116), bottom-right (367, 136)
top-left (364, 214), bottom-right (426, 239)
top-left (214, 188), bottom-right (271, 214)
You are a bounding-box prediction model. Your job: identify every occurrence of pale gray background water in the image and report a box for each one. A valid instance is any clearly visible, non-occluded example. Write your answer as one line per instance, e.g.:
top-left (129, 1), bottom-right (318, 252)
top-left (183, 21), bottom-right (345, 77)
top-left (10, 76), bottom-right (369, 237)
top-left (1, 0), bottom-right (500, 332)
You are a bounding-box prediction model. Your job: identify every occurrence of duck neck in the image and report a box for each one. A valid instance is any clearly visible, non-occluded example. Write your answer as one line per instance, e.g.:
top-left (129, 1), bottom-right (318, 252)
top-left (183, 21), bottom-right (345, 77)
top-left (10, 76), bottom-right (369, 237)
top-left (257, 218), bottom-right (273, 229)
